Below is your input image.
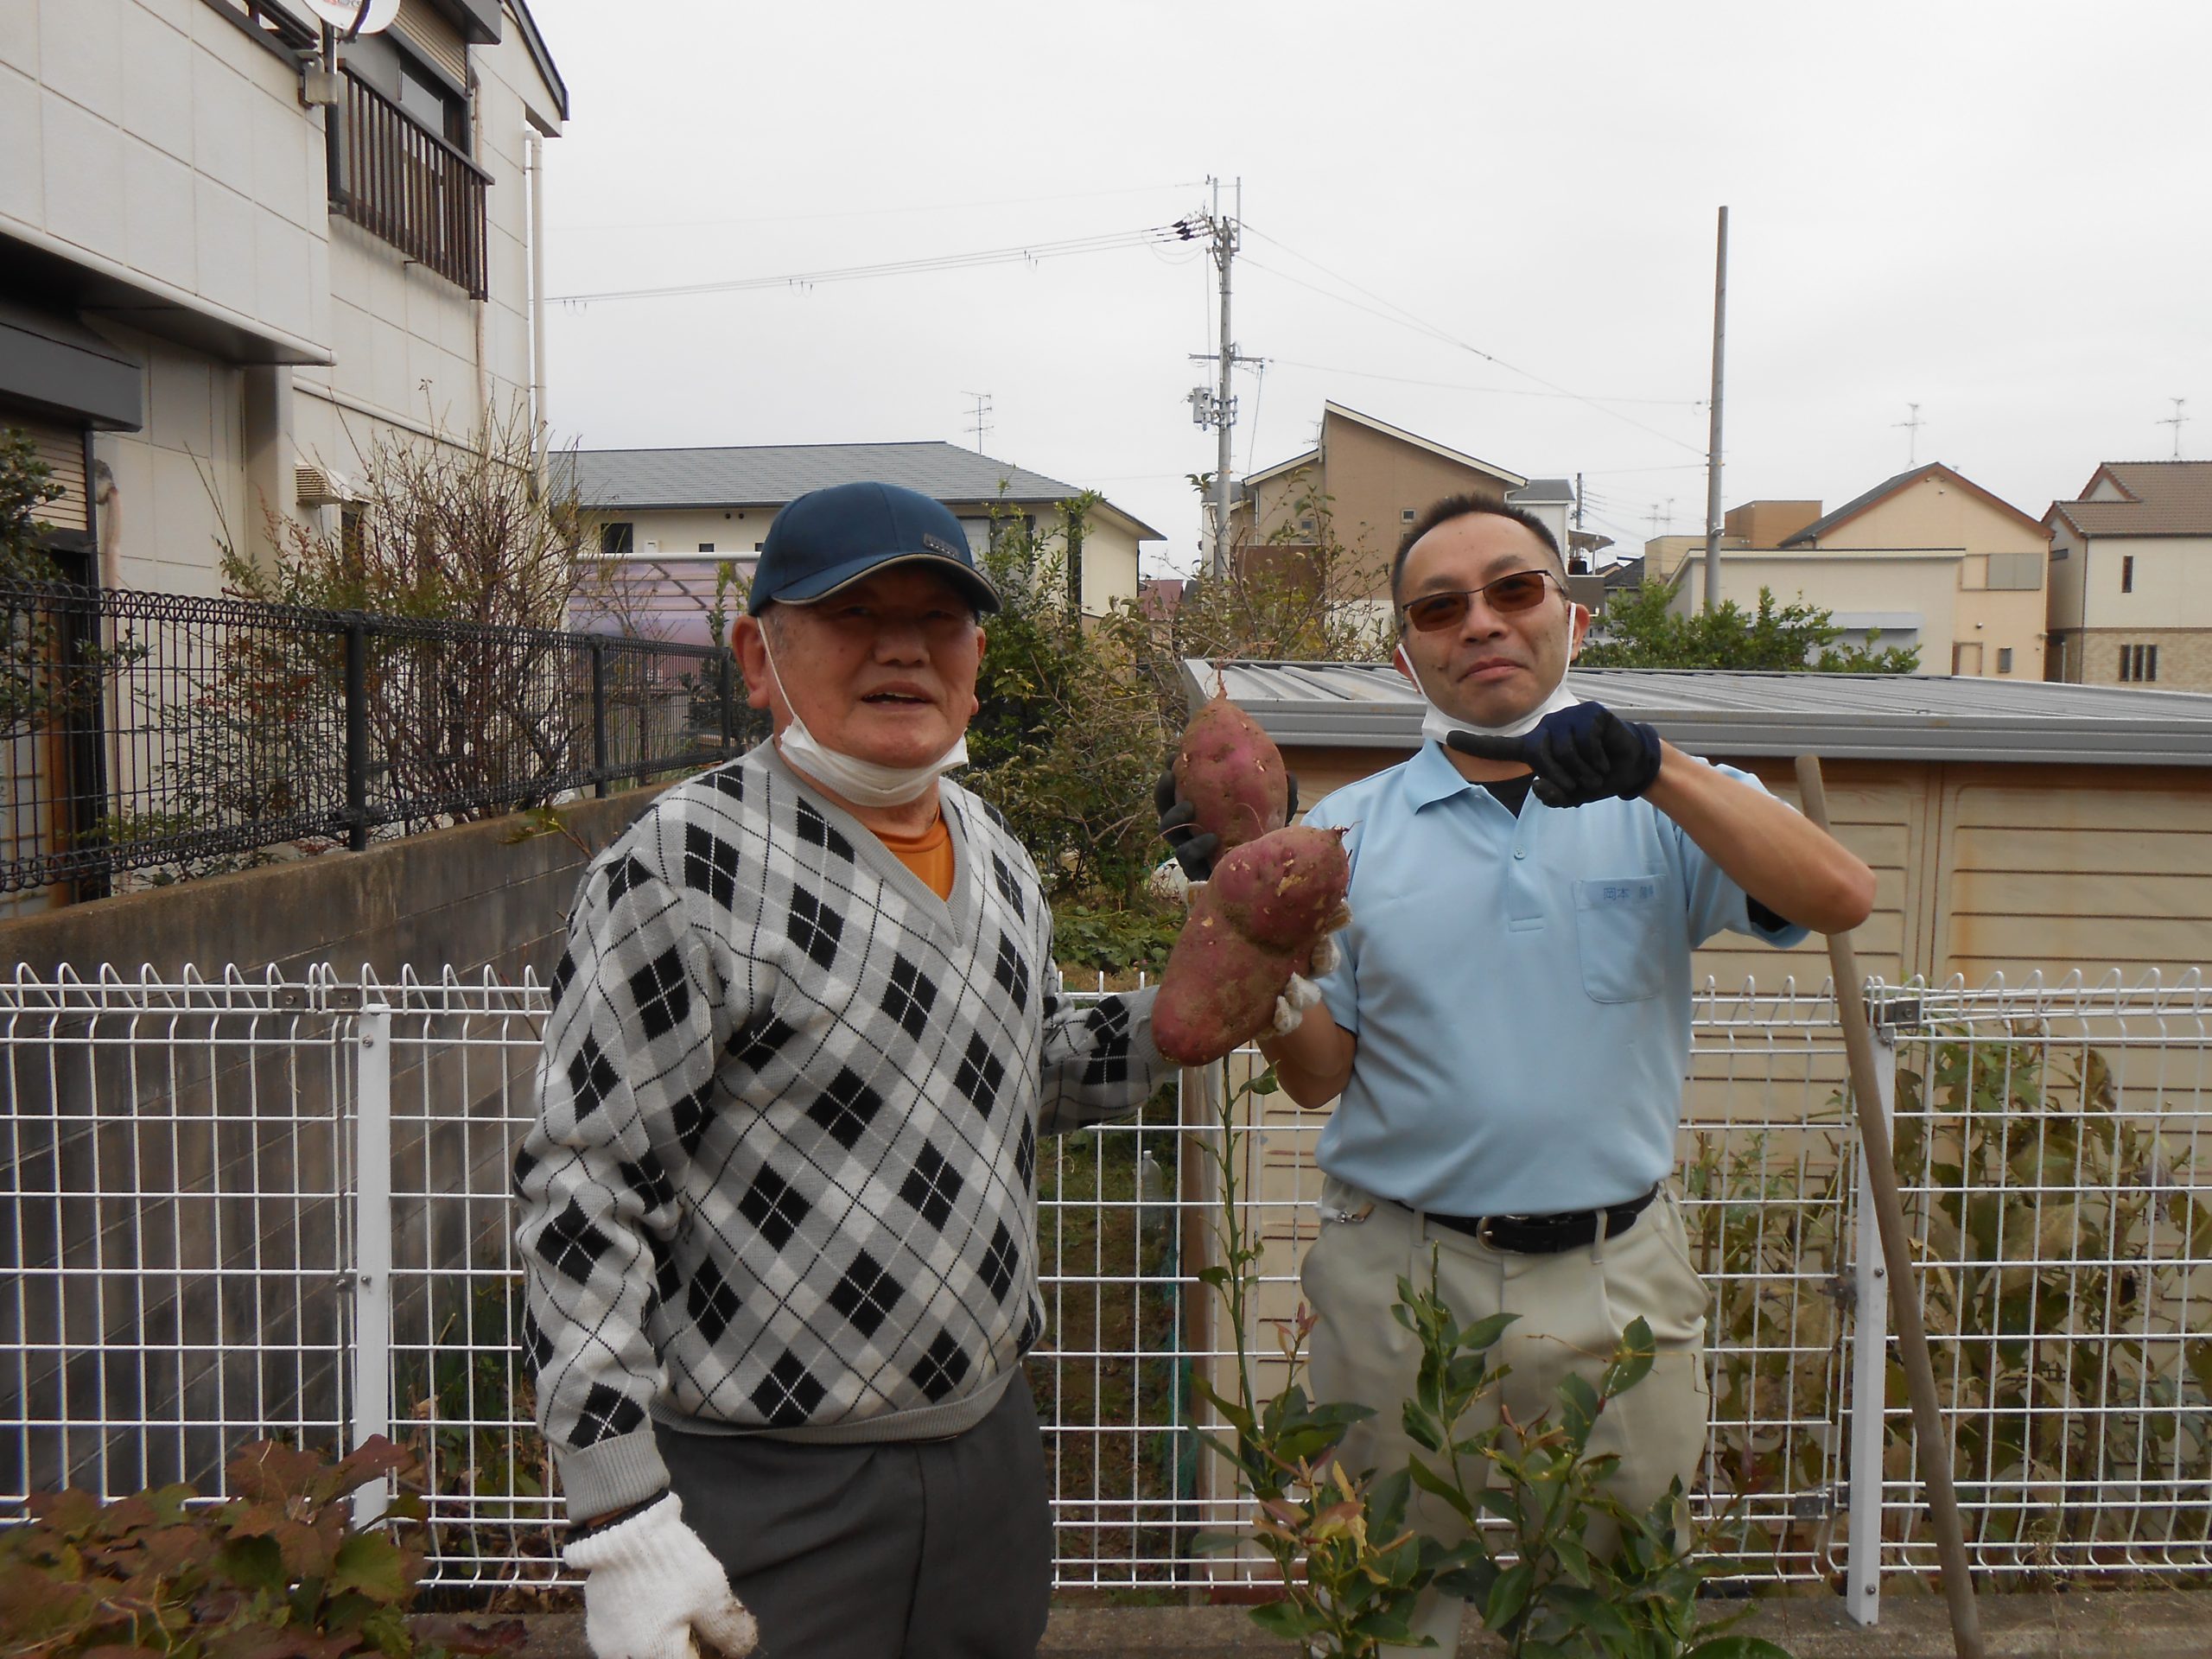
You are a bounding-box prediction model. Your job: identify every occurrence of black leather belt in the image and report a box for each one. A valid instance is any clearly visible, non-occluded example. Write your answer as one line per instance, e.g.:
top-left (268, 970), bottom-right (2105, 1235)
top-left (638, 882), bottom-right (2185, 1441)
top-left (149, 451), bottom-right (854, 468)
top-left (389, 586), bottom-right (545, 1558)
top-left (1425, 1185), bottom-right (1659, 1255)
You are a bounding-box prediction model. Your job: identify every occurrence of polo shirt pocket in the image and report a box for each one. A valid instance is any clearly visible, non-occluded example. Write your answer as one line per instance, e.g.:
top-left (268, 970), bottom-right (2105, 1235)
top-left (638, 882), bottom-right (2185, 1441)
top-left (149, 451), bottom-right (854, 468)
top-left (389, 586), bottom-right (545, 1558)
top-left (1573, 874), bottom-right (1667, 1003)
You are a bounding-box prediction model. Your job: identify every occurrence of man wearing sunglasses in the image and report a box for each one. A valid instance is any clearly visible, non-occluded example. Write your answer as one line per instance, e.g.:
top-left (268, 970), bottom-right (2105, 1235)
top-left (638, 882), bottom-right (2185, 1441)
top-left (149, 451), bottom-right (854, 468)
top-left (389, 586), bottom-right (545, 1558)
top-left (1168, 493), bottom-right (1872, 1655)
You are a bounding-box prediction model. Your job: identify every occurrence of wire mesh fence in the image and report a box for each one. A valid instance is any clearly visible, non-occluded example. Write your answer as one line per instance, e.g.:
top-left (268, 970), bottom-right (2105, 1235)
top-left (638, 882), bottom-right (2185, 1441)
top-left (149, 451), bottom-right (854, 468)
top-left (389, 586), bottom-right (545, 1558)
top-left (1869, 975), bottom-right (2212, 1581)
top-left (0, 580), bottom-right (757, 903)
top-left (3, 966), bottom-right (2208, 1609)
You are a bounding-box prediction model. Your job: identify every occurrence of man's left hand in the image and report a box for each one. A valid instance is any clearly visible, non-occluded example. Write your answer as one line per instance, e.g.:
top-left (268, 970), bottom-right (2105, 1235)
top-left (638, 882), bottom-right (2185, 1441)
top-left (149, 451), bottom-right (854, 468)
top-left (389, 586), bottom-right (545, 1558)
top-left (1446, 702), bottom-right (1662, 809)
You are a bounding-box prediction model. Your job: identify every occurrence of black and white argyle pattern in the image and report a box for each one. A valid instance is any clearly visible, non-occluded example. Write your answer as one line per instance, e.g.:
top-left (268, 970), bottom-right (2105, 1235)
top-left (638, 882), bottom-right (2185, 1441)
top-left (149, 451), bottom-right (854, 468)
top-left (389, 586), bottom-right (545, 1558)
top-left (515, 747), bottom-right (1164, 1503)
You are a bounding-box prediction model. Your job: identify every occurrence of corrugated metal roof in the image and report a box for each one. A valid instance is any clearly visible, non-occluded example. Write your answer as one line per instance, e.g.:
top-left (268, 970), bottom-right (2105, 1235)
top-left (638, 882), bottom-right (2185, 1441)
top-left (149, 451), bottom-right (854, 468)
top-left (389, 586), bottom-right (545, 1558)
top-left (1182, 660), bottom-right (2212, 767)
top-left (566, 442), bottom-right (1164, 538)
top-left (2049, 461), bottom-right (2212, 538)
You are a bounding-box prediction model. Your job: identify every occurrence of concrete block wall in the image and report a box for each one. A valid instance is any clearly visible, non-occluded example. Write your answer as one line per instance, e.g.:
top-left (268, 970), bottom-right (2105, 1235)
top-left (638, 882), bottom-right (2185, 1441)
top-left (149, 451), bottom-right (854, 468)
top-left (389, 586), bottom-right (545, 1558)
top-left (0, 784), bottom-right (665, 984)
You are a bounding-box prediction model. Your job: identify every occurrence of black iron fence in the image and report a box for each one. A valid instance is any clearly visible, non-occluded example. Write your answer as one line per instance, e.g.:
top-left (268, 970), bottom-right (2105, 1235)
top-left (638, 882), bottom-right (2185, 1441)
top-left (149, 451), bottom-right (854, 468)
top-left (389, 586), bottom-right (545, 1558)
top-left (0, 581), bottom-right (758, 900)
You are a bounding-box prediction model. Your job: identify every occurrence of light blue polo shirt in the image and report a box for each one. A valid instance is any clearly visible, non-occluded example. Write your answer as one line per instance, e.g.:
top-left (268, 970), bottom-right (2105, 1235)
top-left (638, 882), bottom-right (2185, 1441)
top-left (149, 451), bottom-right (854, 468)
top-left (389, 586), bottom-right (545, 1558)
top-left (1301, 741), bottom-right (1806, 1217)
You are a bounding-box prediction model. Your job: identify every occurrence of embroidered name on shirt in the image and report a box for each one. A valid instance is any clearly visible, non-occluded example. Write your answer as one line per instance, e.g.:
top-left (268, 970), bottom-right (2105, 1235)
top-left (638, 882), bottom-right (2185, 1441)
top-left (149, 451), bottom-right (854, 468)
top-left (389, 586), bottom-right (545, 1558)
top-left (1592, 880), bottom-right (1659, 906)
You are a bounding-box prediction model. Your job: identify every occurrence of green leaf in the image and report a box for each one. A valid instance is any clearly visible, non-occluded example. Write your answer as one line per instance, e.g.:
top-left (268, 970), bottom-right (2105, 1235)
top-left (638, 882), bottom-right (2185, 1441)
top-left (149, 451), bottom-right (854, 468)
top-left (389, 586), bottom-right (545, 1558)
top-left (1459, 1311), bottom-right (1518, 1353)
top-left (1401, 1401), bottom-right (1446, 1453)
top-left (1247, 1599), bottom-right (1331, 1639)
top-left (1484, 1560), bottom-right (1535, 1630)
top-left (1558, 1371), bottom-right (1601, 1440)
top-left (1405, 1454), bottom-right (1474, 1520)
top-left (1433, 1557), bottom-right (1498, 1605)
top-left (1683, 1639), bottom-right (1797, 1659)
top-left (1369, 1467), bottom-right (1414, 1535)
top-left (1551, 1532), bottom-right (1592, 1588)
top-left (1551, 1586), bottom-right (1634, 1645)
top-left (328, 1533), bottom-right (411, 1605)
top-left (1610, 1317), bottom-right (1657, 1387)
top-left (215, 1533), bottom-right (287, 1594)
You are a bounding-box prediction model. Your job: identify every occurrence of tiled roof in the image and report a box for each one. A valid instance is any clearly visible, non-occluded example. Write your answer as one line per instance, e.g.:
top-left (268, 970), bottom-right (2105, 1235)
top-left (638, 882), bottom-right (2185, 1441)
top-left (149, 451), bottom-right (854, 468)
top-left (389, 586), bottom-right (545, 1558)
top-left (2048, 461), bottom-right (2212, 539)
top-left (565, 442), bottom-right (1163, 537)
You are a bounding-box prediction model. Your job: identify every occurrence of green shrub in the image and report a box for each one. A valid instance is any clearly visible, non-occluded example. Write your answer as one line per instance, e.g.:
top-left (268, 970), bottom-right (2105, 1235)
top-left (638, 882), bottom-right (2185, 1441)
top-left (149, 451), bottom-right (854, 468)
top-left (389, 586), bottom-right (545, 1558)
top-left (1051, 898), bottom-right (1184, 977)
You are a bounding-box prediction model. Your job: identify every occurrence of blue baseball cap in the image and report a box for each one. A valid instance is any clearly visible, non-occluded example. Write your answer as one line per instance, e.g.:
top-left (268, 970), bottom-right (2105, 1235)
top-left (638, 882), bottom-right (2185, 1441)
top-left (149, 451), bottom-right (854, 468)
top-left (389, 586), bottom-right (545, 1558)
top-left (747, 481), bottom-right (1001, 616)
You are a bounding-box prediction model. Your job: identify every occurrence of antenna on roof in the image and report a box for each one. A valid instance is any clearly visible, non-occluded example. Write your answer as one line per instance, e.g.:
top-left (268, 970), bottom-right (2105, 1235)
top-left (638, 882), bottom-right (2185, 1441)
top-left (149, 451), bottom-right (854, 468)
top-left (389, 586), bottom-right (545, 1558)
top-left (1893, 403), bottom-right (1926, 466)
top-left (963, 391), bottom-right (993, 454)
top-left (299, 0), bottom-right (399, 38)
top-left (2158, 397), bottom-right (2190, 461)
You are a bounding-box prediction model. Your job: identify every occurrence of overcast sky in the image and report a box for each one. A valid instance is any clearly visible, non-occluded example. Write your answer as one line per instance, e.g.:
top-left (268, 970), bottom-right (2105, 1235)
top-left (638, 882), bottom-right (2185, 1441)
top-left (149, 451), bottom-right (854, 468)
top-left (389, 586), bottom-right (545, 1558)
top-left (526, 0), bottom-right (2209, 574)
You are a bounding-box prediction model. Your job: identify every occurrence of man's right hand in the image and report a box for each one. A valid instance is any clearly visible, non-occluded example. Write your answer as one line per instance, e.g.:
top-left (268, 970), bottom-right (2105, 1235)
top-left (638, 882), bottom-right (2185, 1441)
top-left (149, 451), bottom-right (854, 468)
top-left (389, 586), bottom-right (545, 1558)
top-left (1155, 766), bottom-right (1299, 881)
top-left (563, 1492), bottom-right (759, 1659)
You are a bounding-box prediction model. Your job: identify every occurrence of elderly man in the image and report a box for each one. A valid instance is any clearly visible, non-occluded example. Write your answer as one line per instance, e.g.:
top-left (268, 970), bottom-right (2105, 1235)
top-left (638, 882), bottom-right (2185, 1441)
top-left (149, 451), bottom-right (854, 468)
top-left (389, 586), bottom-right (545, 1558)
top-left (516, 481), bottom-right (1171, 1659)
top-left (1168, 493), bottom-right (1873, 1654)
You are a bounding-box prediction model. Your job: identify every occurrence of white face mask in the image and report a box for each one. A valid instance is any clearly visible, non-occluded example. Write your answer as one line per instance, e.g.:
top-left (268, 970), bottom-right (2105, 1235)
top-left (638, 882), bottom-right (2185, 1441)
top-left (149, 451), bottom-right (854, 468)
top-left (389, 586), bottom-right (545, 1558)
top-left (1395, 599), bottom-right (1584, 743)
top-left (758, 627), bottom-right (968, 809)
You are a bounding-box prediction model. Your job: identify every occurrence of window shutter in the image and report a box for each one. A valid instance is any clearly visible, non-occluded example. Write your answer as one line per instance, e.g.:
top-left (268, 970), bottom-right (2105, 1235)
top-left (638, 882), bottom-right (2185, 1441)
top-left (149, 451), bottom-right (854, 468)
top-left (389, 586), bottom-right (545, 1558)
top-left (394, 0), bottom-right (467, 86)
top-left (3, 411), bottom-right (90, 536)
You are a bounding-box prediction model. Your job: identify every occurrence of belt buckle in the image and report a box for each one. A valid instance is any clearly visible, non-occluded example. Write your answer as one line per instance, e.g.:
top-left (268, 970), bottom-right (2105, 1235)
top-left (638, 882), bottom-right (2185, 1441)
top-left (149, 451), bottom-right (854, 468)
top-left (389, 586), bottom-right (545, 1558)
top-left (1478, 1215), bottom-right (1502, 1249)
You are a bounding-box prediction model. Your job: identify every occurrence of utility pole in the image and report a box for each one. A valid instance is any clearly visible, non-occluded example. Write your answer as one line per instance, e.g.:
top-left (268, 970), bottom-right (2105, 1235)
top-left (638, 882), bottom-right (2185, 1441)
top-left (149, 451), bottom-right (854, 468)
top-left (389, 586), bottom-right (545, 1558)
top-left (963, 391), bottom-right (993, 454)
top-left (1895, 402), bottom-right (1926, 466)
top-left (1185, 177), bottom-right (1252, 578)
top-left (2158, 397), bottom-right (2190, 459)
top-left (1700, 206), bottom-right (1727, 613)
top-left (1212, 178), bottom-right (1237, 577)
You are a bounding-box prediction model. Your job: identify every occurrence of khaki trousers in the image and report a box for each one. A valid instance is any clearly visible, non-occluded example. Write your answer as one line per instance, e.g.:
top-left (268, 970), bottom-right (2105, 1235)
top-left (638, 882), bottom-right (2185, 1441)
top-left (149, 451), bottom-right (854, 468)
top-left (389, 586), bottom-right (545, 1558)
top-left (1300, 1177), bottom-right (1711, 1656)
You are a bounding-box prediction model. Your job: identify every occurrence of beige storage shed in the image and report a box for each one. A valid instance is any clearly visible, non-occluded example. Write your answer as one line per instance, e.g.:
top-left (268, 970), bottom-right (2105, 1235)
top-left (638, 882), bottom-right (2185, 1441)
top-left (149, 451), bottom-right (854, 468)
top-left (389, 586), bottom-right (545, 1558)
top-left (1184, 662), bottom-right (2212, 989)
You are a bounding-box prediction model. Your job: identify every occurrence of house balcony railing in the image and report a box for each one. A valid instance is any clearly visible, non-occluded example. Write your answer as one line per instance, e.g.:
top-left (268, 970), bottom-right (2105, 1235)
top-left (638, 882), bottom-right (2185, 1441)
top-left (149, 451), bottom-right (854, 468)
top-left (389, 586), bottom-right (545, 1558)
top-left (330, 68), bottom-right (492, 300)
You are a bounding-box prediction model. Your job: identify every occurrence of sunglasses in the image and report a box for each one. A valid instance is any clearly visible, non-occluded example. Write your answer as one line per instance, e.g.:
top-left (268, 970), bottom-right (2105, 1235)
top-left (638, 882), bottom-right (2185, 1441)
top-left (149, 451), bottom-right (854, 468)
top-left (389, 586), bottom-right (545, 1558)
top-left (1397, 569), bottom-right (1562, 633)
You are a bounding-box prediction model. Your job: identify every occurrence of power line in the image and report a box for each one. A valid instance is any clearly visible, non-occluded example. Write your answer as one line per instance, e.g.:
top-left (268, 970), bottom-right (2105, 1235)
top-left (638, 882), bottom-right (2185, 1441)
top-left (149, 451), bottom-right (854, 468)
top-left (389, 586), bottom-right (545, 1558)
top-left (551, 226), bottom-right (1175, 305)
top-left (1265, 357), bottom-right (1705, 407)
top-left (550, 179), bottom-right (1207, 237)
top-left (1236, 226), bottom-right (1708, 455)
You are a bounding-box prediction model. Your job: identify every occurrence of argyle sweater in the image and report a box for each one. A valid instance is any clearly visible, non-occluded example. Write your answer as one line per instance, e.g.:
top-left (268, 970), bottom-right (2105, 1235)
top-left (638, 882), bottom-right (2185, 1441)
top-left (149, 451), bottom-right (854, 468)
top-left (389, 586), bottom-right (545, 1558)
top-left (514, 745), bottom-right (1167, 1520)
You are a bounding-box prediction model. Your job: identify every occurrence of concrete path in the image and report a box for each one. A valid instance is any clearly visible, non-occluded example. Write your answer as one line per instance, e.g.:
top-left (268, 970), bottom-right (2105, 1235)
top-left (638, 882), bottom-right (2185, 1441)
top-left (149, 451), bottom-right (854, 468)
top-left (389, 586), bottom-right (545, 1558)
top-left (508, 1590), bottom-right (2209, 1656)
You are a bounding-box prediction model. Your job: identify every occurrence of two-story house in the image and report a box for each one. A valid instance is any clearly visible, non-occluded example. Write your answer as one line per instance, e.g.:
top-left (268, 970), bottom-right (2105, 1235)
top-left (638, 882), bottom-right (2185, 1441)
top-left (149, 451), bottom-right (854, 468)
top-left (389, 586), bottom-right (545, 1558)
top-left (1230, 402), bottom-right (1527, 597)
top-left (1, 0), bottom-right (567, 594)
top-left (1666, 464), bottom-right (2048, 676)
top-left (569, 442), bottom-right (1165, 642)
top-left (2045, 461), bottom-right (2212, 690)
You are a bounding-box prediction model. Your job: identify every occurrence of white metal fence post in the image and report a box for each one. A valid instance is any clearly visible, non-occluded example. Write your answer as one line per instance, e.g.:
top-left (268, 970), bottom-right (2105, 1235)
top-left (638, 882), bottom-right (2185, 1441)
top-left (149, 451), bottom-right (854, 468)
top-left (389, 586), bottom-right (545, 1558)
top-left (1846, 1021), bottom-right (1899, 1625)
top-left (351, 1001), bottom-right (394, 1529)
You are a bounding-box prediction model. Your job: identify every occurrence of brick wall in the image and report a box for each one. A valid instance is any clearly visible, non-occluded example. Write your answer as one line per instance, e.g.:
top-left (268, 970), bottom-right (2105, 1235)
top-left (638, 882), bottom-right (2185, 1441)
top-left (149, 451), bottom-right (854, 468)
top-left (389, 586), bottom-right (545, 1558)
top-left (2066, 629), bottom-right (2212, 692)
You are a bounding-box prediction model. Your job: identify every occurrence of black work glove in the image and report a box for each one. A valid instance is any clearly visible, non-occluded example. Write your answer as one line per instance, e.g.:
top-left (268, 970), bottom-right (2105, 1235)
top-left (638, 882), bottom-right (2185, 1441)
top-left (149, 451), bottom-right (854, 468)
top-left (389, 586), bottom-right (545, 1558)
top-left (1446, 702), bottom-right (1662, 809)
top-left (1154, 766), bottom-right (1299, 881)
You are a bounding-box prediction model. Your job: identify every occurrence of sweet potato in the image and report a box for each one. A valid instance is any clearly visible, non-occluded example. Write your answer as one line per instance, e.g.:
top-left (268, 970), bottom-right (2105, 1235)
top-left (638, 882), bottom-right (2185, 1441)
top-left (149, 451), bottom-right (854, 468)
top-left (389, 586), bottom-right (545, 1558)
top-left (1173, 694), bottom-right (1289, 855)
top-left (1208, 823), bottom-right (1347, 950)
top-left (1154, 825), bottom-right (1351, 1065)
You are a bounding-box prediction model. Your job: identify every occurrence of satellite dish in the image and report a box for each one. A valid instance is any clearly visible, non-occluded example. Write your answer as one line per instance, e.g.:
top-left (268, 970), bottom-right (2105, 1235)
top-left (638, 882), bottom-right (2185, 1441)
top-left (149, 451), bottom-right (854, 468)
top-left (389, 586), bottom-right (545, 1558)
top-left (297, 0), bottom-right (401, 35)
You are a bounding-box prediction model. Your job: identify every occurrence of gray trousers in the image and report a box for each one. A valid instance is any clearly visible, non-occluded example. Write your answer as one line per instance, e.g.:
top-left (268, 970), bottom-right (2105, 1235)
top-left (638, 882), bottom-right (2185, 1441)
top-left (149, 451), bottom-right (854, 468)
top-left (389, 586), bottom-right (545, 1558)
top-left (658, 1370), bottom-right (1052, 1659)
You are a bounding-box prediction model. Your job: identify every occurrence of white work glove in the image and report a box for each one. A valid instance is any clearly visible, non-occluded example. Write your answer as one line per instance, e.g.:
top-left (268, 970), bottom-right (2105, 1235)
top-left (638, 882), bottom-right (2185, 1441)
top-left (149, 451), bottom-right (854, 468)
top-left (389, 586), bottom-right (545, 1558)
top-left (1271, 903), bottom-right (1352, 1034)
top-left (563, 1492), bottom-right (759, 1659)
